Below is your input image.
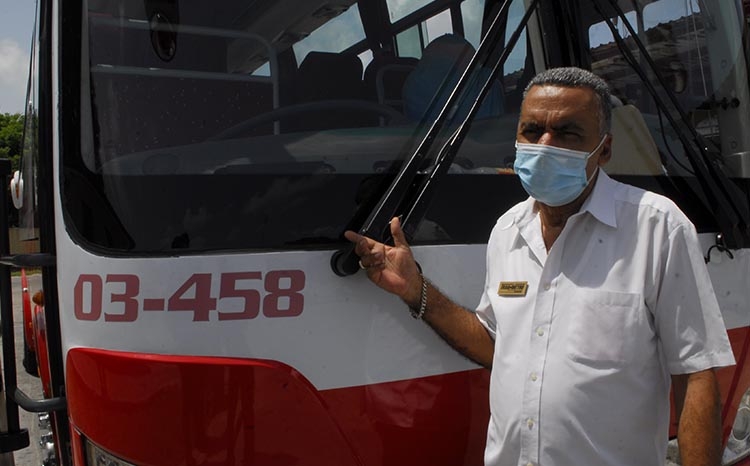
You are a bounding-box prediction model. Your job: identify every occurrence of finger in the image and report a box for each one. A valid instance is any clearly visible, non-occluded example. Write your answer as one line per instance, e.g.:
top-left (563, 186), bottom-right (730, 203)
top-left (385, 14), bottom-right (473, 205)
top-left (389, 217), bottom-right (410, 249)
top-left (344, 232), bottom-right (379, 259)
top-left (344, 230), bottom-right (362, 243)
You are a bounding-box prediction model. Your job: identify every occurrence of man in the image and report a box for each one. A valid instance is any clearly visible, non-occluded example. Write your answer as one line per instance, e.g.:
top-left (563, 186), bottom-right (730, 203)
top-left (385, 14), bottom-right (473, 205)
top-left (345, 67), bottom-right (735, 466)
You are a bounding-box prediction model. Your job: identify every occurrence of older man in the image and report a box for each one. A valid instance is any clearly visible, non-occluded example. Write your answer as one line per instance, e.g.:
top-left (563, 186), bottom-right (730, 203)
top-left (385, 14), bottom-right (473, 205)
top-left (346, 67), bottom-right (734, 466)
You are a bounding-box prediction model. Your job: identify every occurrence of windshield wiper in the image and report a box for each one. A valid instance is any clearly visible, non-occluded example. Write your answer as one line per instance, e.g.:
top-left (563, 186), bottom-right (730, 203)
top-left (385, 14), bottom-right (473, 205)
top-left (594, 0), bottom-right (750, 248)
top-left (331, 0), bottom-right (540, 276)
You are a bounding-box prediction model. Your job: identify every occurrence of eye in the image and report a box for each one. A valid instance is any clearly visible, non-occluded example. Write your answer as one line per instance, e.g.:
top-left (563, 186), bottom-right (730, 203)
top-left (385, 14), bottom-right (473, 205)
top-left (562, 131), bottom-right (582, 140)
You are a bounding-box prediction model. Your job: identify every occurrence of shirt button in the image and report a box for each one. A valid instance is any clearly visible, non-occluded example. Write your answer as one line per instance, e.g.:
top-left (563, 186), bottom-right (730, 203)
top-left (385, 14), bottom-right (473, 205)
top-left (527, 418), bottom-right (535, 429)
top-left (543, 283), bottom-right (551, 291)
top-left (536, 327), bottom-right (544, 337)
top-left (530, 372), bottom-right (538, 382)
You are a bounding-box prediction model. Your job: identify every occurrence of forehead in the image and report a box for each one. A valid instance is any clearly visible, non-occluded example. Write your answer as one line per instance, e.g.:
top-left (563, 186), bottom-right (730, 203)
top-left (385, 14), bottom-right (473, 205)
top-left (520, 85), bottom-right (600, 130)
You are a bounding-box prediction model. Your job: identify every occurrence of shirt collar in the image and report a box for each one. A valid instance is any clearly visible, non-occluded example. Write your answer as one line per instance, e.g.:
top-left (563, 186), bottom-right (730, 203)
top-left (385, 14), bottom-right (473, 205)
top-left (506, 169), bottom-right (618, 251)
top-left (579, 169), bottom-right (617, 228)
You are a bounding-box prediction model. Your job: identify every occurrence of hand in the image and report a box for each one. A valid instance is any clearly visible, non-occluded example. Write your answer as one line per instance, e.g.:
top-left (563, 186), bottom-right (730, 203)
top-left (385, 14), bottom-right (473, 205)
top-left (344, 217), bottom-right (422, 307)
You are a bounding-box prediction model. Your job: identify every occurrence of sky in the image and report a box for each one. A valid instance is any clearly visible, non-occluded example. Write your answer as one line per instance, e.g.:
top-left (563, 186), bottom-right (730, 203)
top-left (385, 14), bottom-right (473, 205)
top-left (0, 0), bottom-right (36, 114)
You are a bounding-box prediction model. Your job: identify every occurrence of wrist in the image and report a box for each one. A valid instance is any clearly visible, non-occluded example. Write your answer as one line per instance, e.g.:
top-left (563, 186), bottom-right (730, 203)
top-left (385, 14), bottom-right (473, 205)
top-left (408, 274), bottom-right (428, 320)
top-left (402, 262), bottom-right (424, 308)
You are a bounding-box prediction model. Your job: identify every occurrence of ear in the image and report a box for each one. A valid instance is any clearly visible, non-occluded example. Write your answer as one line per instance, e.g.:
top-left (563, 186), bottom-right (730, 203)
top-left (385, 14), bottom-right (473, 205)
top-left (597, 134), bottom-right (613, 166)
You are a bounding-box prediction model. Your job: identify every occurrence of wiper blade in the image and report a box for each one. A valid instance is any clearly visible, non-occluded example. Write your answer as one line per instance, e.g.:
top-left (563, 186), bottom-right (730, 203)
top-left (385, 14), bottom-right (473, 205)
top-left (331, 0), bottom-right (540, 276)
top-left (401, 0), bottom-right (539, 240)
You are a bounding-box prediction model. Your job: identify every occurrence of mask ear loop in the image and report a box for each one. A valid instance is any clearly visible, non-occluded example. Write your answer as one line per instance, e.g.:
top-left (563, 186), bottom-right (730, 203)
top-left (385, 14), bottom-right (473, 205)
top-left (584, 135), bottom-right (609, 185)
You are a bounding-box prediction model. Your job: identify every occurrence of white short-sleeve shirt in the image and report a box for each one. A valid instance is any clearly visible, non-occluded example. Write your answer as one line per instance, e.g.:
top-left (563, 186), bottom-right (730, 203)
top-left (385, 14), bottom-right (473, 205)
top-left (475, 171), bottom-right (735, 466)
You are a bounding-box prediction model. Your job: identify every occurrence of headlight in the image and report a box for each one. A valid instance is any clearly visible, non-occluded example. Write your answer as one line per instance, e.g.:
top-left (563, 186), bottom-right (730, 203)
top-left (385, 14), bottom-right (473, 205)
top-left (85, 439), bottom-right (137, 466)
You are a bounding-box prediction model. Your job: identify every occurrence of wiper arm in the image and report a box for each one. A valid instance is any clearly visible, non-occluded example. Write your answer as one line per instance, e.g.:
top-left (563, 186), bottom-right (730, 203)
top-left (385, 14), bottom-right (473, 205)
top-left (596, 0), bottom-right (750, 247)
top-left (401, 0), bottom-right (539, 240)
top-left (331, 0), bottom-right (540, 276)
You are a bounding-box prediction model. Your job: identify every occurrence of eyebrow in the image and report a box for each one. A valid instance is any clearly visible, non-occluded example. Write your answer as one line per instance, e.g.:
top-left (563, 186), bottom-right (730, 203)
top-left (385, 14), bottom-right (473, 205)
top-left (519, 121), bottom-right (585, 133)
top-left (551, 122), bottom-right (585, 133)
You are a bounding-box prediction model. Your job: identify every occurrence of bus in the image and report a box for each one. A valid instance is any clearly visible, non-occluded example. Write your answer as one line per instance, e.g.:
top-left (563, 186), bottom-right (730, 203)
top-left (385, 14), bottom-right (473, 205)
top-left (1, 0), bottom-right (749, 464)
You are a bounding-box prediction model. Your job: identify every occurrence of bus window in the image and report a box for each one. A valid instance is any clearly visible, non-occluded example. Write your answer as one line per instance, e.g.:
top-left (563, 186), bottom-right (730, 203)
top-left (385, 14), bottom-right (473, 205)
top-left (396, 25), bottom-right (424, 58)
top-left (395, 9), bottom-right (453, 58)
top-left (292, 5), bottom-right (367, 67)
top-left (435, 0), bottom-right (530, 173)
top-left (461, 0), bottom-right (486, 49)
top-left (387, 0), bottom-right (433, 22)
top-left (425, 10), bottom-right (454, 42)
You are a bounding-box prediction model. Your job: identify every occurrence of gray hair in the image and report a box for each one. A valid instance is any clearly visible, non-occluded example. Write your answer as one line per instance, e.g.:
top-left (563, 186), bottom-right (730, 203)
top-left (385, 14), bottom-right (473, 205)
top-left (523, 67), bottom-right (612, 136)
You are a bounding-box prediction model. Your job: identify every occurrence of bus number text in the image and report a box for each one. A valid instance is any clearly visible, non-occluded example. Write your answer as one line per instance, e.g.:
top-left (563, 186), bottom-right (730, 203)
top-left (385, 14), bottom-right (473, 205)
top-left (73, 271), bottom-right (305, 322)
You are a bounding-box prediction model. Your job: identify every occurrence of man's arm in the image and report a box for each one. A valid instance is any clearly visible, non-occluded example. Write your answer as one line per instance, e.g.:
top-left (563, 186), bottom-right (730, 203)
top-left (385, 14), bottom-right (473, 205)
top-left (672, 369), bottom-right (723, 466)
top-left (345, 217), bottom-right (494, 368)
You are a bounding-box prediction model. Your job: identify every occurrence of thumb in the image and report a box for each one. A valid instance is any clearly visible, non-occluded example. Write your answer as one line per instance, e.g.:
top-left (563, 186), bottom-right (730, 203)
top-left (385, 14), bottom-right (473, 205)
top-left (390, 217), bottom-right (410, 248)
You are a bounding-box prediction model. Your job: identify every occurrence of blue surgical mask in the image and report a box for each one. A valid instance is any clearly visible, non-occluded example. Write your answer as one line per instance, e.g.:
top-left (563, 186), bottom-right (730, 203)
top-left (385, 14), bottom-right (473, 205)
top-left (513, 137), bottom-right (606, 207)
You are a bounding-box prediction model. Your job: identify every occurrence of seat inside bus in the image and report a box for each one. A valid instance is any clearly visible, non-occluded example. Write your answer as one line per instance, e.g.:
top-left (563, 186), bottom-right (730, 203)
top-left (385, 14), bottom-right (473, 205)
top-left (289, 51), bottom-right (374, 131)
top-left (363, 55), bottom-right (419, 113)
top-left (607, 97), bottom-right (665, 176)
top-left (401, 34), bottom-right (504, 122)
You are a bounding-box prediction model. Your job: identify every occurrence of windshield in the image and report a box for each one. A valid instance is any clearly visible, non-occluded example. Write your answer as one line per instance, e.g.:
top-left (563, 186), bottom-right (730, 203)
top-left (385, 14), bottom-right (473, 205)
top-left (66, 0), bottom-right (523, 254)
top-left (62, 0), bottom-right (750, 255)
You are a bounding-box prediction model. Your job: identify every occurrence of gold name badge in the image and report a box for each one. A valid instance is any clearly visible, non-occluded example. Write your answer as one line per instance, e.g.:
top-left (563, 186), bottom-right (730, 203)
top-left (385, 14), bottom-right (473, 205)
top-left (498, 281), bottom-right (529, 297)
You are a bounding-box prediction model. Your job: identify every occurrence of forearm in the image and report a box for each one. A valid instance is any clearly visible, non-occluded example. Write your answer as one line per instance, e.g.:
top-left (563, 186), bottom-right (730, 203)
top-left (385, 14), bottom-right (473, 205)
top-left (407, 279), bottom-right (494, 369)
top-left (675, 370), bottom-right (723, 466)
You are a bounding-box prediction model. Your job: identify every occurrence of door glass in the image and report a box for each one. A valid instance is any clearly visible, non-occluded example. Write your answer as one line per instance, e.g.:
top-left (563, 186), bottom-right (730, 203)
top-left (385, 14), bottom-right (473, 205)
top-left (16, 5), bottom-right (40, 250)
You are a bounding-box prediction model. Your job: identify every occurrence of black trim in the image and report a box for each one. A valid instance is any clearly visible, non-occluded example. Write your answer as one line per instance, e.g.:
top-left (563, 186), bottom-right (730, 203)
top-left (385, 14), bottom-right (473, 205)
top-left (43, 0), bottom-right (72, 463)
top-left (0, 254), bottom-right (56, 268)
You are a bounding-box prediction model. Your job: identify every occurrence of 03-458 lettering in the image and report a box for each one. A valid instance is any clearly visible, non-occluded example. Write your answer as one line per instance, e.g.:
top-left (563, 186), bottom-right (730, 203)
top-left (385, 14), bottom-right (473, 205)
top-left (73, 271), bottom-right (305, 322)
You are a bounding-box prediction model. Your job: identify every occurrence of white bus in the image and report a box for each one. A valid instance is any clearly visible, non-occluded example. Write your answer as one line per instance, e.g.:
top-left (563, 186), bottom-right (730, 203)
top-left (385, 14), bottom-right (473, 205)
top-left (2, 0), bottom-right (750, 465)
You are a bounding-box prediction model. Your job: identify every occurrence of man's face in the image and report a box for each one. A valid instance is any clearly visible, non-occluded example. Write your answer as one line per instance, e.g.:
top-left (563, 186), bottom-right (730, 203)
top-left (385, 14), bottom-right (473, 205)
top-left (517, 84), bottom-right (611, 178)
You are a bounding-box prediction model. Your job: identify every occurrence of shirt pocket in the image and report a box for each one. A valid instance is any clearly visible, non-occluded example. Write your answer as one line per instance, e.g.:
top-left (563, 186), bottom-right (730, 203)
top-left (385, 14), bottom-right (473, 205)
top-left (566, 289), bottom-right (647, 366)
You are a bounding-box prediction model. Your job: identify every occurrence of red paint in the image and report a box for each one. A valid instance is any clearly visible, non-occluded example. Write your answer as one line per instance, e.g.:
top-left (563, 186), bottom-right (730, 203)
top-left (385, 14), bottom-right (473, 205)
top-left (71, 428), bottom-right (86, 466)
top-left (105, 274), bottom-right (139, 322)
top-left (74, 275), bottom-right (103, 321)
top-left (65, 326), bottom-right (750, 465)
top-left (263, 270), bottom-right (305, 317)
top-left (217, 272), bottom-right (262, 320)
top-left (668, 327), bottom-right (750, 447)
top-left (66, 348), bottom-right (490, 466)
top-left (21, 269), bottom-right (34, 350)
top-left (719, 327), bottom-right (750, 445)
top-left (33, 304), bottom-right (52, 398)
top-left (167, 273), bottom-right (217, 321)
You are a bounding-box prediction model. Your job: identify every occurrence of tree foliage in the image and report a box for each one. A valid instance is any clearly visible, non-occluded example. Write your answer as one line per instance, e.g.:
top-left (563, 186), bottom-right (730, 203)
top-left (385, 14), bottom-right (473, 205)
top-left (0, 113), bottom-right (25, 172)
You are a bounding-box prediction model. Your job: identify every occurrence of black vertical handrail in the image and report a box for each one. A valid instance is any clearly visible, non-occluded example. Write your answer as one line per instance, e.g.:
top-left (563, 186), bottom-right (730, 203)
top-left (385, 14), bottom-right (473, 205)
top-left (0, 158), bottom-right (30, 453)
